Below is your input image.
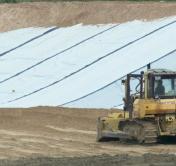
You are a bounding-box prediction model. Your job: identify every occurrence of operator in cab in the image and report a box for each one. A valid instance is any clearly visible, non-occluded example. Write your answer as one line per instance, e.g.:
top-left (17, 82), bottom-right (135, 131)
top-left (155, 79), bottom-right (165, 96)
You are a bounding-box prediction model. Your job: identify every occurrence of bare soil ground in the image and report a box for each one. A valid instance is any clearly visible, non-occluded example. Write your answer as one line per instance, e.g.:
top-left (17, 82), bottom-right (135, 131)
top-left (0, 1), bottom-right (176, 32)
top-left (0, 107), bottom-right (176, 165)
top-left (1, 154), bottom-right (176, 166)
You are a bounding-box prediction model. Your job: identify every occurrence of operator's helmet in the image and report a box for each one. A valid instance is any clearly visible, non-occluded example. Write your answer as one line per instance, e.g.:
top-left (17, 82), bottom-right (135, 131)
top-left (158, 79), bottom-right (163, 86)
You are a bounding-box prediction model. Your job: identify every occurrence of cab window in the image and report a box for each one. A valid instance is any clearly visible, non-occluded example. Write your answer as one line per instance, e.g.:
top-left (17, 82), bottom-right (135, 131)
top-left (154, 76), bottom-right (176, 99)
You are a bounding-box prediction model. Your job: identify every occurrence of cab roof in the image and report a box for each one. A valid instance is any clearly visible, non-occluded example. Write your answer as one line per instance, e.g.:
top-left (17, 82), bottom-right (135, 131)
top-left (146, 69), bottom-right (176, 75)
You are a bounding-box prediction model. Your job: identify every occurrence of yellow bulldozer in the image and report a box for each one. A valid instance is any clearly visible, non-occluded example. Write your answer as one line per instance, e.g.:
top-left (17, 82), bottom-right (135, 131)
top-left (97, 67), bottom-right (176, 143)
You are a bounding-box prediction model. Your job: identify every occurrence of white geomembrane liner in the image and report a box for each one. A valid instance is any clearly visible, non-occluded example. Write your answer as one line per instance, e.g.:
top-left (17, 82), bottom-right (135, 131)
top-left (66, 52), bottom-right (176, 109)
top-left (0, 27), bottom-right (53, 54)
top-left (0, 16), bottom-right (175, 108)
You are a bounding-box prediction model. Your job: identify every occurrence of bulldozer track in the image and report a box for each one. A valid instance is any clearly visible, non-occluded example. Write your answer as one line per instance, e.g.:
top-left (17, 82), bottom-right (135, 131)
top-left (140, 120), bottom-right (158, 144)
top-left (120, 119), bottom-right (158, 144)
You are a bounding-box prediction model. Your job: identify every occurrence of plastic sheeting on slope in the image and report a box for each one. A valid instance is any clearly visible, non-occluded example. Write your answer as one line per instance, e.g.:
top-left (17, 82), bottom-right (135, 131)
top-left (0, 17), bottom-right (176, 108)
top-left (0, 18), bottom-right (175, 82)
top-left (0, 24), bottom-right (117, 79)
top-left (0, 27), bottom-right (55, 55)
top-left (64, 51), bottom-right (176, 109)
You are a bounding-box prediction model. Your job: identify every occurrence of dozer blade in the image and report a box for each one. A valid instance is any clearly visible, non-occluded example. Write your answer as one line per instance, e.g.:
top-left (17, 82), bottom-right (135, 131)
top-left (96, 117), bottom-right (131, 141)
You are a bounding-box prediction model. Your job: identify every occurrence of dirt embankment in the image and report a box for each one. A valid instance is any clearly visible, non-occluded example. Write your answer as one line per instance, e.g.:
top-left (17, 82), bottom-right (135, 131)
top-left (0, 106), bottom-right (176, 162)
top-left (0, 1), bottom-right (176, 32)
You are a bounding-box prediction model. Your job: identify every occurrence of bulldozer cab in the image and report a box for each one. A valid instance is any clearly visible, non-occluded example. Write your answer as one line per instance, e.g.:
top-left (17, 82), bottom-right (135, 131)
top-left (147, 70), bottom-right (176, 100)
top-left (123, 68), bottom-right (176, 118)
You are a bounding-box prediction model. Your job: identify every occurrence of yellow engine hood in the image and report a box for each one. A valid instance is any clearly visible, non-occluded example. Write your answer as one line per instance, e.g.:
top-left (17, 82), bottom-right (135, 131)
top-left (134, 98), bottom-right (176, 117)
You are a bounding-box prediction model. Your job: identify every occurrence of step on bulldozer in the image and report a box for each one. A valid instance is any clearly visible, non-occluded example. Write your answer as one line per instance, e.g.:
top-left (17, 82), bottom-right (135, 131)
top-left (97, 67), bottom-right (176, 143)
